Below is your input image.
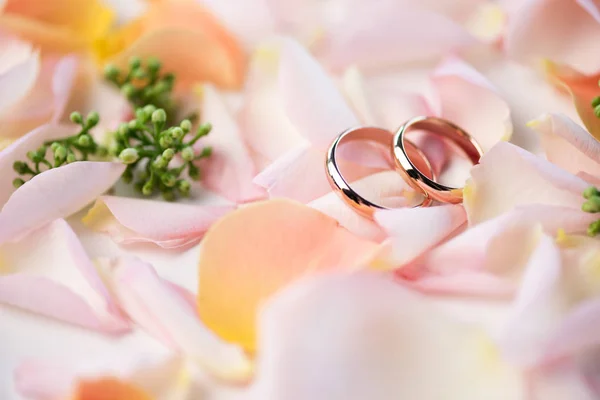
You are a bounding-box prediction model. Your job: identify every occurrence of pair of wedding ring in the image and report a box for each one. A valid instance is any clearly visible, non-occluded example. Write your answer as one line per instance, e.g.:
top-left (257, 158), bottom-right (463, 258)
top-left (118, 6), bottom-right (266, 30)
top-left (325, 116), bottom-right (483, 218)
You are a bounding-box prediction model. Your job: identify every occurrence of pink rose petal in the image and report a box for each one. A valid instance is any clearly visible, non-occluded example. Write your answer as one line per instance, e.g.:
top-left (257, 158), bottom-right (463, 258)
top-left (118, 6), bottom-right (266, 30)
top-left (0, 161), bottom-right (125, 242)
top-left (82, 195), bottom-right (234, 249)
top-left (0, 219), bottom-right (129, 333)
top-left (465, 142), bottom-right (588, 225)
top-left (104, 256), bottom-right (252, 381)
top-left (530, 113), bottom-right (600, 177)
top-left (505, 0), bottom-right (600, 75)
top-left (375, 204), bottom-right (467, 267)
top-left (196, 84), bottom-right (266, 203)
top-left (0, 33), bottom-right (39, 115)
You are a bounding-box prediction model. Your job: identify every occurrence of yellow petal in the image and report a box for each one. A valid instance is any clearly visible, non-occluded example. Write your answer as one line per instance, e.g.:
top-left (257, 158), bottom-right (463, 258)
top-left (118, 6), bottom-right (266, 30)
top-left (197, 199), bottom-right (382, 352)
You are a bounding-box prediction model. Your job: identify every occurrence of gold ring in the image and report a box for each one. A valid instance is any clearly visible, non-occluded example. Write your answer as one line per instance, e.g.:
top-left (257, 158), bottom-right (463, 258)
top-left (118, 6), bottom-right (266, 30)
top-left (326, 126), bottom-right (434, 218)
top-left (392, 116), bottom-right (483, 204)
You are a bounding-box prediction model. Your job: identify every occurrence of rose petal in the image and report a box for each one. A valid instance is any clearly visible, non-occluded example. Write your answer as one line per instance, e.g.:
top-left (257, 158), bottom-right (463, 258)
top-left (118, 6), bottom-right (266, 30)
top-left (238, 39), bottom-right (307, 168)
top-left (0, 161), bottom-right (125, 242)
top-left (0, 123), bottom-right (78, 207)
top-left (82, 196), bottom-right (234, 249)
top-left (465, 141), bottom-right (588, 225)
top-left (529, 113), bottom-right (600, 177)
top-left (97, 0), bottom-right (245, 89)
top-left (197, 199), bottom-right (382, 352)
top-left (251, 272), bottom-right (523, 399)
top-left (431, 56), bottom-right (513, 152)
top-left (278, 39), bottom-right (358, 148)
top-left (0, 34), bottom-right (39, 114)
top-left (505, 0), bottom-right (600, 75)
top-left (104, 257), bottom-right (252, 381)
top-left (375, 204), bottom-right (467, 267)
top-left (321, 4), bottom-right (475, 72)
top-left (196, 84), bottom-right (266, 203)
top-left (0, 219), bottom-right (129, 332)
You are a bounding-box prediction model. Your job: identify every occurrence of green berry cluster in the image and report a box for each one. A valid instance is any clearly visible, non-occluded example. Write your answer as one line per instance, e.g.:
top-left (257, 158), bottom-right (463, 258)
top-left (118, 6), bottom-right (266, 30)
top-left (12, 112), bottom-right (106, 188)
top-left (114, 105), bottom-right (212, 201)
top-left (104, 57), bottom-right (178, 122)
top-left (583, 187), bottom-right (600, 236)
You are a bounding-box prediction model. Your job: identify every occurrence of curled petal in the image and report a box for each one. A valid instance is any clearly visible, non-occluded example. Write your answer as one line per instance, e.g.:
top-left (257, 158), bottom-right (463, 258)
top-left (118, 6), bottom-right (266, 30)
top-left (197, 199), bottom-right (382, 352)
top-left (196, 85), bottom-right (266, 203)
top-left (0, 219), bottom-right (129, 332)
top-left (278, 39), bottom-right (358, 148)
top-left (465, 142), bottom-right (587, 225)
top-left (97, 0), bottom-right (245, 89)
top-left (82, 196), bottom-right (233, 249)
top-left (0, 161), bottom-right (125, 242)
top-left (104, 257), bottom-right (252, 381)
top-left (375, 204), bottom-right (467, 267)
top-left (529, 113), bottom-right (600, 177)
top-left (431, 57), bottom-right (513, 152)
top-left (321, 4), bottom-right (474, 72)
top-left (505, 0), bottom-right (600, 75)
top-left (252, 272), bottom-right (523, 399)
top-left (238, 39), bottom-right (306, 168)
top-left (0, 123), bottom-right (78, 207)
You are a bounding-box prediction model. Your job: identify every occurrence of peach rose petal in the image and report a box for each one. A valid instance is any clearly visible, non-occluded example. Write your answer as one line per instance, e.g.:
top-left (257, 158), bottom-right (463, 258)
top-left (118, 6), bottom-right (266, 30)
top-left (74, 378), bottom-right (152, 400)
top-left (529, 113), bottom-right (600, 177)
top-left (0, 0), bottom-right (113, 53)
top-left (321, 4), bottom-right (475, 72)
top-left (431, 57), bottom-right (513, 152)
top-left (0, 219), bottom-right (129, 333)
top-left (82, 196), bottom-right (234, 249)
top-left (465, 142), bottom-right (588, 225)
top-left (105, 257), bottom-right (252, 381)
top-left (0, 123), bottom-right (78, 207)
top-left (375, 204), bottom-right (467, 267)
top-left (0, 161), bottom-right (125, 242)
top-left (197, 199), bottom-right (382, 352)
top-left (196, 84), bottom-right (266, 203)
top-left (505, 0), bottom-right (600, 75)
top-left (250, 272), bottom-right (523, 400)
top-left (98, 0), bottom-right (245, 89)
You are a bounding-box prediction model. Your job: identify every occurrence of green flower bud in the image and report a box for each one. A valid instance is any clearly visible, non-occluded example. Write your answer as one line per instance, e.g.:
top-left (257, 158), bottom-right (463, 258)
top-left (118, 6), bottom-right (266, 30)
top-left (188, 164), bottom-right (200, 180)
top-left (142, 180), bottom-right (154, 196)
top-left (143, 104), bottom-right (156, 116)
top-left (582, 196), bottom-right (600, 213)
top-left (180, 119), bottom-right (192, 133)
top-left (177, 180), bottom-right (191, 195)
top-left (66, 153), bottom-right (77, 163)
top-left (593, 96), bottom-right (600, 108)
top-left (118, 123), bottom-right (129, 136)
top-left (200, 146), bottom-right (213, 158)
top-left (170, 127), bottom-right (184, 140)
top-left (159, 135), bottom-right (173, 148)
top-left (119, 148), bottom-right (140, 164)
top-left (27, 150), bottom-right (39, 162)
top-left (128, 120), bottom-right (139, 130)
top-left (37, 145), bottom-right (47, 155)
top-left (12, 178), bottom-right (25, 188)
top-left (162, 189), bottom-right (175, 201)
top-left (13, 161), bottom-right (28, 174)
top-left (182, 146), bottom-right (195, 161)
top-left (162, 148), bottom-right (175, 160)
top-left (86, 111), bottom-right (100, 127)
top-left (588, 220), bottom-right (600, 236)
top-left (54, 145), bottom-right (67, 161)
top-left (104, 64), bottom-right (119, 80)
top-left (77, 134), bottom-right (92, 148)
top-left (132, 68), bottom-right (146, 80)
top-left (70, 112), bottom-right (83, 124)
top-left (197, 122), bottom-right (212, 137)
top-left (147, 57), bottom-right (161, 73)
top-left (152, 109), bottom-right (167, 124)
top-left (129, 56), bottom-right (142, 70)
top-left (50, 142), bottom-right (61, 152)
top-left (595, 105), bottom-right (600, 118)
top-left (584, 186), bottom-right (600, 199)
top-left (153, 80), bottom-right (169, 94)
top-left (161, 173), bottom-right (176, 187)
top-left (153, 156), bottom-right (168, 169)
top-left (122, 83), bottom-right (136, 98)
